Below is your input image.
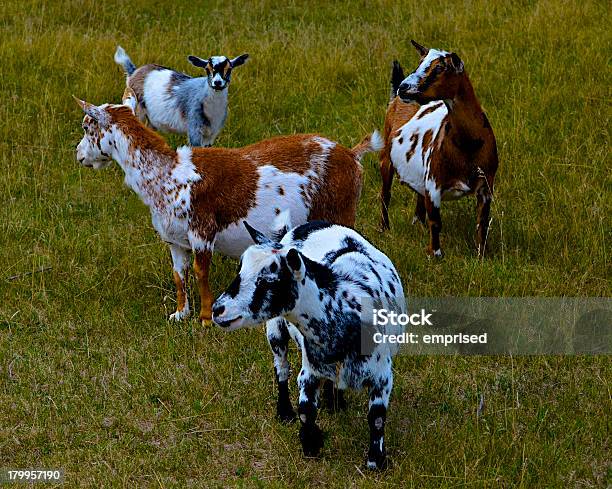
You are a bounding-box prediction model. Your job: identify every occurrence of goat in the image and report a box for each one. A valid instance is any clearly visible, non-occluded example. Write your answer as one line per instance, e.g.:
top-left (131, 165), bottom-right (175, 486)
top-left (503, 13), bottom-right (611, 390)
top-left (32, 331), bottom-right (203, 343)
top-left (212, 220), bottom-right (405, 470)
top-left (74, 97), bottom-right (382, 322)
top-left (114, 46), bottom-right (248, 147)
top-left (379, 40), bottom-right (499, 257)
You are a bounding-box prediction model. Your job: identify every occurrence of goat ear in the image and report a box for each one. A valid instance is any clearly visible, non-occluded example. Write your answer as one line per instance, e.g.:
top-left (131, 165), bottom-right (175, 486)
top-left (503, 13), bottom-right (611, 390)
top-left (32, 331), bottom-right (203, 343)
top-left (449, 52), bottom-right (464, 73)
top-left (73, 95), bottom-right (104, 121)
top-left (121, 87), bottom-right (138, 114)
top-left (411, 40), bottom-right (429, 57)
top-left (188, 55), bottom-right (209, 69)
top-left (230, 53), bottom-right (249, 67)
top-left (271, 210), bottom-right (292, 242)
top-left (244, 221), bottom-right (273, 246)
top-left (286, 248), bottom-right (304, 280)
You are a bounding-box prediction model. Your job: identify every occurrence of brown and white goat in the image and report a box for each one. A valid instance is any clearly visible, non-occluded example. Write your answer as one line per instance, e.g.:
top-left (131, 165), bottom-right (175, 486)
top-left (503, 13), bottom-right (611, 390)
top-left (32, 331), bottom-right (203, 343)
top-left (379, 41), bottom-right (499, 257)
top-left (74, 95), bottom-right (382, 322)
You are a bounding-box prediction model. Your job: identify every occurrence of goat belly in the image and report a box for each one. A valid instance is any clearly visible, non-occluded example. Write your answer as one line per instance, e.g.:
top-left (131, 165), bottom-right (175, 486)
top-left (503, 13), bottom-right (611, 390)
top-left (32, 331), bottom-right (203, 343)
top-left (390, 101), bottom-right (447, 195)
top-left (213, 165), bottom-right (313, 257)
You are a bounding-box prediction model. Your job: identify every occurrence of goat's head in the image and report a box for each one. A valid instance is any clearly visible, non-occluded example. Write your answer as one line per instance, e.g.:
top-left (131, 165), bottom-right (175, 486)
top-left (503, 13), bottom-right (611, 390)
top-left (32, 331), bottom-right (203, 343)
top-left (212, 221), bottom-right (303, 331)
top-left (397, 40), bottom-right (465, 104)
top-left (188, 53), bottom-right (249, 91)
top-left (74, 97), bottom-right (136, 169)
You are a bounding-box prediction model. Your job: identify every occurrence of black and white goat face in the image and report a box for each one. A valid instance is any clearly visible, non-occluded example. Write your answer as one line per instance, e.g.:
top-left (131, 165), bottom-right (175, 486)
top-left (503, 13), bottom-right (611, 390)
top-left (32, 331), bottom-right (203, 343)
top-left (188, 54), bottom-right (249, 91)
top-left (212, 222), bottom-right (303, 331)
top-left (74, 98), bottom-right (115, 170)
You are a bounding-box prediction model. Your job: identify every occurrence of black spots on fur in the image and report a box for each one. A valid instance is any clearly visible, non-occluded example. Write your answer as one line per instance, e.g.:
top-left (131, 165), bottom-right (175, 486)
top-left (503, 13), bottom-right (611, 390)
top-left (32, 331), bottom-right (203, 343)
top-left (301, 313), bottom-right (309, 320)
top-left (387, 282), bottom-right (396, 295)
top-left (275, 208), bottom-right (280, 215)
top-left (225, 272), bottom-right (241, 298)
top-left (323, 236), bottom-right (371, 264)
top-left (277, 186), bottom-right (285, 195)
top-left (291, 220), bottom-right (333, 242)
top-left (301, 278), bottom-right (306, 285)
top-left (249, 259), bottom-right (298, 317)
top-left (398, 137), bottom-right (403, 144)
top-left (302, 255), bottom-right (337, 294)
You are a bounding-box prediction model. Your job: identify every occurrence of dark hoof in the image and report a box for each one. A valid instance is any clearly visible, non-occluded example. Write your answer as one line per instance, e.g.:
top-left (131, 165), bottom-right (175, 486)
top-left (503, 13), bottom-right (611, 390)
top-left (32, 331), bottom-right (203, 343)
top-left (366, 450), bottom-right (389, 470)
top-left (277, 403), bottom-right (297, 423)
top-left (299, 423), bottom-right (324, 457)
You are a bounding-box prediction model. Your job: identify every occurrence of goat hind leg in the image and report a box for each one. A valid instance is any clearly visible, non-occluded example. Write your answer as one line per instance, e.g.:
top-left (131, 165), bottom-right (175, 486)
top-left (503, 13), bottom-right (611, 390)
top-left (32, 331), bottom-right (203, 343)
top-left (412, 193), bottom-right (426, 225)
top-left (424, 193), bottom-right (443, 258)
top-left (298, 370), bottom-right (323, 457)
top-left (169, 244), bottom-right (191, 320)
top-left (475, 186), bottom-right (493, 257)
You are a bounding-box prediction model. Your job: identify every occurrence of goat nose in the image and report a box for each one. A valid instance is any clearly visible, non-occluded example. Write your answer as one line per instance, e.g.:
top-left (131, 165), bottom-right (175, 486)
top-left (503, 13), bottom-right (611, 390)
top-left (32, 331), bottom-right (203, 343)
top-left (212, 304), bottom-right (225, 317)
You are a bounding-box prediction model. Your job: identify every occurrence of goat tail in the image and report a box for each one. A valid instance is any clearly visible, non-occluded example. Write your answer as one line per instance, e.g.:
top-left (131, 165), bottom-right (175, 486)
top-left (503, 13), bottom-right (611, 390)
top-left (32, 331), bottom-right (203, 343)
top-left (390, 60), bottom-right (404, 101)
top-left (351, 130), bottom-right (384, 161)
top-left (114, 46), bottom-right (136, 76)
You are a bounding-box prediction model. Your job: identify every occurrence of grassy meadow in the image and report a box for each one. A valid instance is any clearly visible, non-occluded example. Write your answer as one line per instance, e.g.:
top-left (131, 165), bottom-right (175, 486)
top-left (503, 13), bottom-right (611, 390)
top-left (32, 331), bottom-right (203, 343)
top-left (1, 0), bottom-right (610, 486)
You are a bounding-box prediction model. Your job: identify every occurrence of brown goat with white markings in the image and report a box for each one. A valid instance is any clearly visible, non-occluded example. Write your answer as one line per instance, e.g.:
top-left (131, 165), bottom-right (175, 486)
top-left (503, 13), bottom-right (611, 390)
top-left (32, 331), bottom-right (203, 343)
top-left (380, 41), bottom-right (499, 257)
top-left (75, 95), bottom-right (382, 322)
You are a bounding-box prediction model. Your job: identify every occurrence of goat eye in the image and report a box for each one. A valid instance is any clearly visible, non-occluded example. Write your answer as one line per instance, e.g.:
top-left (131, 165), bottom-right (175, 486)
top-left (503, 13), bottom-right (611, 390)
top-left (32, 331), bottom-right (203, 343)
top-left (269, 262), bottom-right (278, 273)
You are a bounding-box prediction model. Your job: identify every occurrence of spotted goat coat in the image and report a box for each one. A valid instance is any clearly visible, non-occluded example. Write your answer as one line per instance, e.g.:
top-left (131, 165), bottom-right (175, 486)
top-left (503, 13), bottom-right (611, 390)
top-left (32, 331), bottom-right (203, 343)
top-left (114, 46), bottom-right (248, 147)
top-left (212, 221), bottom-right (406, 470)
top-left (74, 98), bottom-right (381, 321)
top-left (380, 41), bottom-right (499, 257)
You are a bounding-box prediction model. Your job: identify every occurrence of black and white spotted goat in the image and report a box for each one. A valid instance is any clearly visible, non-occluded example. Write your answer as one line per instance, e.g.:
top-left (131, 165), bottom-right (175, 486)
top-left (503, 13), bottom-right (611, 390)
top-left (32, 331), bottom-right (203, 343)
top-left (212, 219), bottom-right (405, 469)
top-left (114, 46), bottom-right (248, 146)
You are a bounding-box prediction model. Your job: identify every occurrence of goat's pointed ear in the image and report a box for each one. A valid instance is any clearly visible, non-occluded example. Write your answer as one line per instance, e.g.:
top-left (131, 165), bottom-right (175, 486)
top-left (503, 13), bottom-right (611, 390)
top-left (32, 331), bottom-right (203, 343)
top-left (411, 40), bottom-right (429, 57)
top-left (73, 95), bottom-right (103, 121)
top-left (244, 221), bottom-right (273, 246)
top-left (121, 87), bottom-right (138, 114)
top-left (449, 52), bottom-right (464, 73)
top-left (286, 248), bottom-right (305, 281)
top-left (271, 210), bottom-right (292, 242)
top-left (188, 55), bottom-right (209, 69)
top-left (230, 53), bottom-right (249, 67)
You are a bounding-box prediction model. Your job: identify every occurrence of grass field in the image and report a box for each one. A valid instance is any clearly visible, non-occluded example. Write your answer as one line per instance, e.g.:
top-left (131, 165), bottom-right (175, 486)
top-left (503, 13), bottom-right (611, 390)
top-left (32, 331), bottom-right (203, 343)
top-left (1, 0), bottom-right (610, 487)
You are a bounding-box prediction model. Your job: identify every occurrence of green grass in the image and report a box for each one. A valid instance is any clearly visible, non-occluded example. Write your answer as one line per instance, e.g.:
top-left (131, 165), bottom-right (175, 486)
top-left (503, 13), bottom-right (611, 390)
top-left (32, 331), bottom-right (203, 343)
top-left (1, 0), bottom-right (610, 486)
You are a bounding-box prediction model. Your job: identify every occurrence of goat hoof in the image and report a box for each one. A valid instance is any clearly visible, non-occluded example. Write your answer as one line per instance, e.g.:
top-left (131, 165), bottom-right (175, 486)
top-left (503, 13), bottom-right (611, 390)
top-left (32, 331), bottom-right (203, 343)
top-left (299, 423), bottom-right (324, 457)
top-left (277, 404), bottom-right (297, 423)
top-left (366, 453), bottom-right (389, 471)
top-left (426, 247), bottom-right (444, 259)
top-left (200, 318), bottom-right (214, 327)
top-left (169, 309), bottom-right (190, 321)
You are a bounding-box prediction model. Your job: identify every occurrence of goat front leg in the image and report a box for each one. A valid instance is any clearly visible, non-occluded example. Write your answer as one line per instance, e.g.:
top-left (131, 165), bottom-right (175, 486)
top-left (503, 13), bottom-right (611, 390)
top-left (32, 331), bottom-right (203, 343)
top-left (379, 150), bottom-right (395, 230)
top-left (298, 369), bottom-right (323, 457)
top-left (475, 185), bottom-right (493, 257)
top-left (366, 369), bottom-right (393, 470)
top-left (424, 192), bottom-right (443, 258)
top-left (169, 244), bottom-right (191, 321)
top-left (193, 250), bottom-right (213, 323)
top-left (188, 122), bottom-right (204, 147)
top-left (266, 317), bottom-right (296, 422)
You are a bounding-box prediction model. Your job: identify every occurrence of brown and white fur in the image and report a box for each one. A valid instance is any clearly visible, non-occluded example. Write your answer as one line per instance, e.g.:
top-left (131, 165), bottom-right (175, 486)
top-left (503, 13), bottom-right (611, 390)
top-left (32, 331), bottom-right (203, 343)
top-left (74, 95), bottom-right (382, 322)
top-left (379, 41), bottom-right (499, 257)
